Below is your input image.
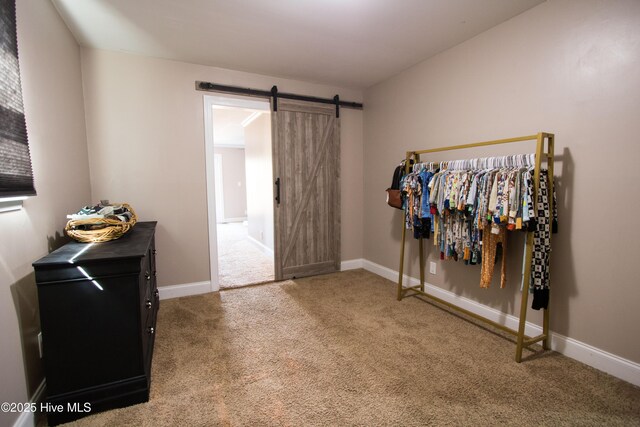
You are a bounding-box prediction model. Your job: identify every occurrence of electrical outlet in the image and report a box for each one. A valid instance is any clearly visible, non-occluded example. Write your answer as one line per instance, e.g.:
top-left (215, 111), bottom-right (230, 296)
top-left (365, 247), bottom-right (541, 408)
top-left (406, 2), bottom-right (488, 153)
top-left (37, 332), bottom-right (43, 358)
top-left (429, 262), bottom-right (437, 275)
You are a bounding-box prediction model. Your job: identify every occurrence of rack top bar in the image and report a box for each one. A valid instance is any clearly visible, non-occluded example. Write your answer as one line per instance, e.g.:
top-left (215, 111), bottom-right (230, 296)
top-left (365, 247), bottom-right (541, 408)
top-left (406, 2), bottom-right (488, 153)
top-left (407, 132), bottom-right (553, 158)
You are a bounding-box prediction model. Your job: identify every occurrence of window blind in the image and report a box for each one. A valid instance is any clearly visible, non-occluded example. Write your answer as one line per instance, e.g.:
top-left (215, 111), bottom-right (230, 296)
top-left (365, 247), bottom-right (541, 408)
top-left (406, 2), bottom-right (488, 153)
top-left (0, 0), bottom-right (35, 198)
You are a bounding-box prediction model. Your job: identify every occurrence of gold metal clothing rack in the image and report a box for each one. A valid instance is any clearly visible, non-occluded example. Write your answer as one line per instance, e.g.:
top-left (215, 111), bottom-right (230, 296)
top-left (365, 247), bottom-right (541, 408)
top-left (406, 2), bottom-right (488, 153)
top-left (397, 132), bottom-right (555, 362)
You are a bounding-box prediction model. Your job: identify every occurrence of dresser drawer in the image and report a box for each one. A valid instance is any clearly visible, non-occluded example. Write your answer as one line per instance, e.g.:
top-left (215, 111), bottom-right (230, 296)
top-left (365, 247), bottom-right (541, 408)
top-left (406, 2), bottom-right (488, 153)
top-left (139, 255), bottom-right (152, 311)
top-left (142, 290), bottom-right (159, 377)
top-left (140, 280), bottom-right (158, 364)
top-left (140, 239), bottom-right (159, 376)
top-left (35, 258), bottom-right (142, 284)
top-left (38, 274), bottom-right (144, 394)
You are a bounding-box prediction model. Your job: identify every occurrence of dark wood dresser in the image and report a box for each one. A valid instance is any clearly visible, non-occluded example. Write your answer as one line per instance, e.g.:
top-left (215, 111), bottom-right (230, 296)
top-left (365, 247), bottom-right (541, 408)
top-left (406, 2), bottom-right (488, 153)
top-left (33, 221), bottom-right (159, 425)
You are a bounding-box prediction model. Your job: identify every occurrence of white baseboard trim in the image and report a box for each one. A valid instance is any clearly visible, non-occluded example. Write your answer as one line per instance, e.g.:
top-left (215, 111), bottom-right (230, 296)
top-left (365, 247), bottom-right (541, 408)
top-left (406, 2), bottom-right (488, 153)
top-left (13, 380), bottom-right (46, 427)
top-left (548, 333), bottom-right (640, 387)
top-left (219, 217), bottom-right (247, 223)
top-left (158, 281), bottom-right (212, 300)
top-left (340, 258), bottom-right (364, 271)
top-left (362, 259), bottom-right (640, 387)
top-left (247, 235), bottom-right (274, 257)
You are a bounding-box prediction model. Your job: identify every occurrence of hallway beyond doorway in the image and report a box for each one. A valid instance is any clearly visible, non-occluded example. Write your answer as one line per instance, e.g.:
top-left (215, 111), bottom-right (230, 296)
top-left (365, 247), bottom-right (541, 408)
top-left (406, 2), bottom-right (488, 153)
top-left (217, 222), bottom-right (274, 289)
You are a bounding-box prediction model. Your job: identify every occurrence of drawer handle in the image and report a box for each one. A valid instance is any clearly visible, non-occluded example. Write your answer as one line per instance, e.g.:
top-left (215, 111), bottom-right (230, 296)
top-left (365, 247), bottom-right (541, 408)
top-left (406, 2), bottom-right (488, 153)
top-left (153, 249), bottom-right (157, 255)
top-left (146, 300), bottom-right (152, 309)
top-left (148, 327), bottom-right (155, 335)
top-left (154, 289), bottom-right (159, 298)
top-left (145, 272), bottom-right (151, 281)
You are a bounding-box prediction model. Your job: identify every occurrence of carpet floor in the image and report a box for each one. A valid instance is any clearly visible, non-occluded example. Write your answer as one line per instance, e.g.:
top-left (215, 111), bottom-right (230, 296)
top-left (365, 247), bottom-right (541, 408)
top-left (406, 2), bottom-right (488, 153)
top-left (216, 222), bottom-right (274, 289)
top-left (62, 270), bottom-right (640, 426)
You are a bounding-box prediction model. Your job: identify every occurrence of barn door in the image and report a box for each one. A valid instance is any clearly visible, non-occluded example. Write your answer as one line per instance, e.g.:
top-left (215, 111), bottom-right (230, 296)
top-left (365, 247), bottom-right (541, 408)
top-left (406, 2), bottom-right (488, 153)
top-left (272, 99), bottom-right (340, 280)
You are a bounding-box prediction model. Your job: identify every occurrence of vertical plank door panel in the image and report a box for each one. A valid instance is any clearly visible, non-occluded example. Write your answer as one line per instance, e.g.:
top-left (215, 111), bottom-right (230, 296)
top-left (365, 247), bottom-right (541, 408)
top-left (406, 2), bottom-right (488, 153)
top-left (272, 99), bottom-right (340, 280)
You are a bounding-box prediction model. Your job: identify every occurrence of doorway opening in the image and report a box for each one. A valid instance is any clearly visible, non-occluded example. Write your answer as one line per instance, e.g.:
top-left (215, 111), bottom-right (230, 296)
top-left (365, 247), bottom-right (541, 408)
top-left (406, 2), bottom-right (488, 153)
top-left (203, 95), bottom-right (274, 290)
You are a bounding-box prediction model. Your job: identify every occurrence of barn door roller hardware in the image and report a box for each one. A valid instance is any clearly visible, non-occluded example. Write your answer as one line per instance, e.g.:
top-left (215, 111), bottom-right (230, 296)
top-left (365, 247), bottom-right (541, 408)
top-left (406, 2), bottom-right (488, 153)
top-left (196, 81), bottom-right (362, 118)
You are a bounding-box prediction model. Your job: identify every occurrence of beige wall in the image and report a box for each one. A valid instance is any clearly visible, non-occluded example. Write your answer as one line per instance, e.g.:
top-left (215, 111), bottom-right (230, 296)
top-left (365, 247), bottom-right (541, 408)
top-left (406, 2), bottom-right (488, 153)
top-left (340, 107), bottom-right (364, 261)
top-left (81, 49), bottom-right (364, 287)
top-left (213, 147), bottom-right (247, 221)
top-left (0, 1), bottom-right (91, 425)
top-left (363, 0), bottom-right (640, 363)
top-left (244, 114), bottom-right (274, 250)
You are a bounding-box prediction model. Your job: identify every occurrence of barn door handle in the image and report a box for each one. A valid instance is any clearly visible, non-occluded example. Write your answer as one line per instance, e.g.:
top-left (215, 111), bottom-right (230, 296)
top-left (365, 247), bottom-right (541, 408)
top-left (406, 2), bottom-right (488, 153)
top-left (275, 178), bottom-right (280, 205)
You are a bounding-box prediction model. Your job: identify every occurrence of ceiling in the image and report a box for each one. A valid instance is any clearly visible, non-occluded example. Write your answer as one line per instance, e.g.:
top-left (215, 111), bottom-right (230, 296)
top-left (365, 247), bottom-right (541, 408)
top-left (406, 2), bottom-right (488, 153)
top-left (212, 106), bottom-right (263, 147)
top-left (52, 0), bottom-right (544, 89)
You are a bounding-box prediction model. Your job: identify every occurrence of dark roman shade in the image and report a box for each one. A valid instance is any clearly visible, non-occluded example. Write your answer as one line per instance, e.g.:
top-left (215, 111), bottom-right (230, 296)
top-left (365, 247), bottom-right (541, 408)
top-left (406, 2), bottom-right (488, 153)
top-left (0, 0), bottom-right (35, 198)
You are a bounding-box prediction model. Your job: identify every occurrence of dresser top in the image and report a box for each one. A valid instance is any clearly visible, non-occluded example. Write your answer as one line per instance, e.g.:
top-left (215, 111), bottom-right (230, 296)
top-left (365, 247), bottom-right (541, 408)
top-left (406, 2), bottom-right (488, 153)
top-left (33, 221), bottom-right (157, 267)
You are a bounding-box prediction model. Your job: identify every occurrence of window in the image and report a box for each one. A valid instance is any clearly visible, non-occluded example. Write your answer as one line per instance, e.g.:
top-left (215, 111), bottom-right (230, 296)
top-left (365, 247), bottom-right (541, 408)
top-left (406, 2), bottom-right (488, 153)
top-left (1, 0), bottom-right (35, 209)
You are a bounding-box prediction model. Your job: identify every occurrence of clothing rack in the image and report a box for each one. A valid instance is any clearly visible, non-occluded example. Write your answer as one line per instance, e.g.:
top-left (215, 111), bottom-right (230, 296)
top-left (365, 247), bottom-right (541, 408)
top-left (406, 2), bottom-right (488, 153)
top-left (397, 132), bottom-right (554, 362)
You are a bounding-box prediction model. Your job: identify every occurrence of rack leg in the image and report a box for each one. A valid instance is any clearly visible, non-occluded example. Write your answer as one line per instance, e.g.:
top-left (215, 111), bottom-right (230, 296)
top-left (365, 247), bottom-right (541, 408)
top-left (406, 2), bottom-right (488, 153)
top-left (419, 237), bottom-right (425, 292)
top-left (515, 294), bottom-right (530, 362)
top-left (543, 134), bottom-right (554, 351)
top-left (516, 231), bottom-right (535, 362)
top-left (397, 221), bottom-right (407, 301)
top-left (543, 305), bottom-right (550, 350)
top-left (516, 133), bottom-right (545, 362)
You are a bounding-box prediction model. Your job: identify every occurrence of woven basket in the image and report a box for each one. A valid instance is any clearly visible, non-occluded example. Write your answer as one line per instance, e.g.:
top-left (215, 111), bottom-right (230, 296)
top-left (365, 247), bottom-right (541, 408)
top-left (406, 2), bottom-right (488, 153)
top-left (65, 203), bottom-right (138, 243)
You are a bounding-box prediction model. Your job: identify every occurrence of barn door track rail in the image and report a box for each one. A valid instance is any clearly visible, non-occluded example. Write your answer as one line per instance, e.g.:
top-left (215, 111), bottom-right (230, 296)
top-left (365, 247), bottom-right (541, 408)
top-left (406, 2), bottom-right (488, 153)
top-left (196, 81), bottom-right (363, 118)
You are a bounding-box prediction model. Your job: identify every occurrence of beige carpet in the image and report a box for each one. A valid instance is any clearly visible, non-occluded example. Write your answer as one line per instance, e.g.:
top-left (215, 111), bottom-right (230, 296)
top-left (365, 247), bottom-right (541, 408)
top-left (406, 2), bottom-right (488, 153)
top-left (62, 270), bottom-right (640, 426)
top-left (217, 222), bottom-right (274, 289)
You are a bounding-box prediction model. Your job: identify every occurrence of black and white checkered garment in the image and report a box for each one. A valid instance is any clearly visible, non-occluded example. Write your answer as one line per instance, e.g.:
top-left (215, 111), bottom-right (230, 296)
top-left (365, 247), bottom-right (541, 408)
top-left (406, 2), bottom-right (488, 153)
top-left (530, 170), bottom-right (557, 310)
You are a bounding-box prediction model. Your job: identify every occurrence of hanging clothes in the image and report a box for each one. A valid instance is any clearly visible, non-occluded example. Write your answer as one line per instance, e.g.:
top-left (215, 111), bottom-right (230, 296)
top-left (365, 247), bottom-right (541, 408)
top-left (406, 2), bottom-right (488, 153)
top-left (405, 155), bottom-right (557, 294)
top-left (425, 166), bottom-right (533, 277)
top-left (480, 222), bottom-right (507, 288)
top-left (417, 168), bottom-right (434, 239)
top-left (401, 165), bottom-right (434, 239)
top-left (401, 173), bottom-right (421, 230)
top-left (530, 170), bottom-right (557, 310)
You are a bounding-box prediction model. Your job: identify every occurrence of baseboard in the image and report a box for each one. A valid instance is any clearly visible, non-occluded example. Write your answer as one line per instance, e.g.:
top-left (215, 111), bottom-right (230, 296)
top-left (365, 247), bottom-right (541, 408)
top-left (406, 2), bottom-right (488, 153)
top-left (13, 380), bottom-right (46, 427)
top-left (219, 217), bottom-right (247, 223)
top-left (247, 235), bottom-right (274, 257)
top-left (548, 333), bottom-right (640, 387)
top-left (158, 281), bottom-right (212, 300)
top-left (362, 259), bottom-right (640, 387)
top-left (340, 259), bottom-right (364, 271)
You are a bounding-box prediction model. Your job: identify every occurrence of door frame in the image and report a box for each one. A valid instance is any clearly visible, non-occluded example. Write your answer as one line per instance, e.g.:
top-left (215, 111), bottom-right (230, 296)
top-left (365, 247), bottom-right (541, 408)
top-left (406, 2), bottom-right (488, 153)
top-left (213, 153), bottom-right (225, 223)
top-left (203, 94), bottom-right (271, 292)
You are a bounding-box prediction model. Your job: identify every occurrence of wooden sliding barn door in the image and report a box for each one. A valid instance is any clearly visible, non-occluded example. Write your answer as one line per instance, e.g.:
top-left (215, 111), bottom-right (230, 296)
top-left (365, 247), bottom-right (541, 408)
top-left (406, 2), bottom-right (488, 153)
top-left (272, 99), bottom-right (340, 280)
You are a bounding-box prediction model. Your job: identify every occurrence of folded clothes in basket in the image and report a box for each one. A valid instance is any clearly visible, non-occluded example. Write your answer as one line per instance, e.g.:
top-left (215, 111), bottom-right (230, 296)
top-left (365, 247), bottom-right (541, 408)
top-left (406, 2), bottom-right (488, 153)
top-left (65, 202), bottom-right (137, 242)
top-left (67, 202), bottom-right (131, 222)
